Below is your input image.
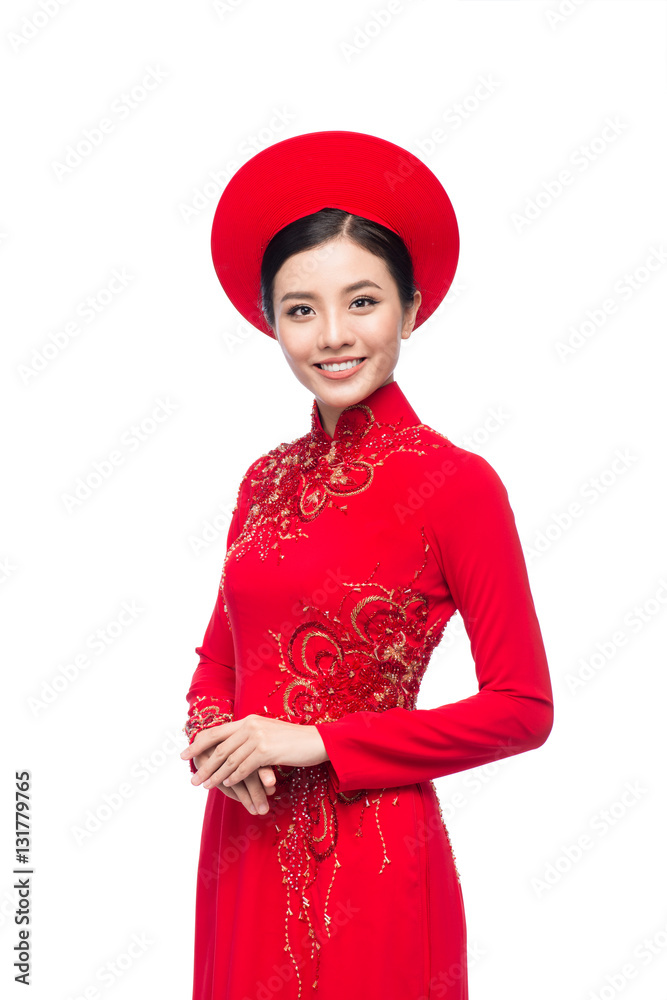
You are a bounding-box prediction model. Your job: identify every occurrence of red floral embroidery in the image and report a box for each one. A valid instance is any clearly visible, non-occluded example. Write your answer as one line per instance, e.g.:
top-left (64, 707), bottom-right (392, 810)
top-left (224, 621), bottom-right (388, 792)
top-left (220, 399), bottom-right (448, 580)
top-left (182, 694), bottom-right (234, 743)
top-left (268, 527), bottom-right (445, 725)
top-left (257, 530), bottom-right (447, 993)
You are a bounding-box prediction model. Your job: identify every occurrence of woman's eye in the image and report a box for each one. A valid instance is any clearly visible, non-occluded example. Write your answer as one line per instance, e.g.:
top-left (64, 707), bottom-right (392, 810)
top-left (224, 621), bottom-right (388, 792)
top-left (286, 297), bottom-right (378, 317)
top-left (286, 304), bottom-right (313, 316)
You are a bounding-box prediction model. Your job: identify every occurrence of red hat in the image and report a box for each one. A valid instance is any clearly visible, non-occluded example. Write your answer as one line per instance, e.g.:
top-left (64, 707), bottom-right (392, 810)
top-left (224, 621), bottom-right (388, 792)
top-left (210, 130), bottom-right (459, 339)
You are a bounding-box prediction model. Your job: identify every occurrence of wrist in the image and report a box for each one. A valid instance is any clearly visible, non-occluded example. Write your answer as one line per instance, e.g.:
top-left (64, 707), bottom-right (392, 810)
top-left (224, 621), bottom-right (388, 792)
top-left (311, 724), bottom-right (330, 764)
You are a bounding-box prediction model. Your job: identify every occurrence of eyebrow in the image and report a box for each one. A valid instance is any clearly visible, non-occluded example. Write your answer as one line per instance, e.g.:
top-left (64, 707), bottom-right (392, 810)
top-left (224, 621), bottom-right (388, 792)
top-left (279, 280), bottom-right (382, 304)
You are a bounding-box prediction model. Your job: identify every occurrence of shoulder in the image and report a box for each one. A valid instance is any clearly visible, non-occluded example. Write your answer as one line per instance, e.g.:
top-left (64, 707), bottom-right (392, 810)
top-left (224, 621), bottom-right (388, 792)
top-left (412, 425), bottom-right (511, 516)
top-left (245, 430), bottom-right (310, 474)
top-left (235, 431), bottom-right (311, 500)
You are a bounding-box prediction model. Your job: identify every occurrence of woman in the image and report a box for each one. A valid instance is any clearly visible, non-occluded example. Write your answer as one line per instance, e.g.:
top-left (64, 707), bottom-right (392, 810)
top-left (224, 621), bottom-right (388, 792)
top-left (180, 131), bottom-right (554, 1000)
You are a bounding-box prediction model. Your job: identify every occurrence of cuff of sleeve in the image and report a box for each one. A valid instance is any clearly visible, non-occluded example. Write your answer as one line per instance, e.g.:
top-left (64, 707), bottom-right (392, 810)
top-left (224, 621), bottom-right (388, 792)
top-left (183, 696), bottom-right (234, 776)
top-left (323, 758), bottom-right (341, 793)
top-left (315, 719), bottom-right (369, 794)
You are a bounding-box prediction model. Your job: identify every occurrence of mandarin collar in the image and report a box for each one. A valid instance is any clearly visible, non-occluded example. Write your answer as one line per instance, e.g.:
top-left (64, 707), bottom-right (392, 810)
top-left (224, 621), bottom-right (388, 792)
top-left (309, 380), bottom-right (421, 446)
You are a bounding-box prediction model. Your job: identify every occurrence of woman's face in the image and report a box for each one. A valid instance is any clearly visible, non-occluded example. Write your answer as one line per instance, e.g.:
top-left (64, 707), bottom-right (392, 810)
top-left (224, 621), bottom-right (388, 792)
top-left (270, 237), bottom-right (422, 415)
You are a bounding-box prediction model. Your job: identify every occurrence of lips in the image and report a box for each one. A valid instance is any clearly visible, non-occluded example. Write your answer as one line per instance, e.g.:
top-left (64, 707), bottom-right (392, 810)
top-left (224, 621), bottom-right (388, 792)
top-left (314, 357), bottom-right (367, 380)
top-left (316, 357), bottom-right (365, 372)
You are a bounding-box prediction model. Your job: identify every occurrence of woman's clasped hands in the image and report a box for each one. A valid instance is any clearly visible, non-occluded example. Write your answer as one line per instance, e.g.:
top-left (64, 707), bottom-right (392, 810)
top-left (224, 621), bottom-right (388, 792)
top-left (180, 714), bottom-right (329, 817)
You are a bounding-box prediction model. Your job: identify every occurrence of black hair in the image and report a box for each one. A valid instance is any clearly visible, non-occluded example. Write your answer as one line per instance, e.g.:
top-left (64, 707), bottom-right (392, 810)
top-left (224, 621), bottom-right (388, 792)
top-left (259, 208), bottom-right (418, 334)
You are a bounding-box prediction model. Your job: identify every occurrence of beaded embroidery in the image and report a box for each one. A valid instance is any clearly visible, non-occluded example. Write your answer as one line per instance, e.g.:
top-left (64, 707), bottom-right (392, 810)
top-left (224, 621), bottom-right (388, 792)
top-left (219, 397), bottom-right (450, 590)
top-left (184, 389), bottom-right (458, 993)
top-left (257, 529), bottom-right (449, 994)
top-left (182, 694), bottom-right (234, 744)
top-left (182, 697), bottom-right (235, 772)
top-left (269, 526), bottom-right (445, 724)
top-left (430, 778), bottom-right (462, 884)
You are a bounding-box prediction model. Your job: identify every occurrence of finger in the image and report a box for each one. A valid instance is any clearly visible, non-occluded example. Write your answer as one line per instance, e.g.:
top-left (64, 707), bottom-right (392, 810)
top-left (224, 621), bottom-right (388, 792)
top-left (220, 783), bottom-right (240, 802)
top-left (258, 766), bottom-right (276, 793)
top-left (199, 732), bottom-right (259, 788)
top-left (225, 780), bottom-right (259, 815)
top-left (217, 778), bottom-right (265, 818)
top-left (182, 720), bottom-right (237, 762)
top-left (242, 772), bottom-right (270, 814)
top-left (217, 749), bottom-right (262, 789)
top-left (194, 732), bottom-right (250, 786)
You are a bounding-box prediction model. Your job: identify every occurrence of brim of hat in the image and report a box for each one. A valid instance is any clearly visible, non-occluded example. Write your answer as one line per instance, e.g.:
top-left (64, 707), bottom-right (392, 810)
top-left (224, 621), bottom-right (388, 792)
top-left (210, 129), bottom-right (459, 338)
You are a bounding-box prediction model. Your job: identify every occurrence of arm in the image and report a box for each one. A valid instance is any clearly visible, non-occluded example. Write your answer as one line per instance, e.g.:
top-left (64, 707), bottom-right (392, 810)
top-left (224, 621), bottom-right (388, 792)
top-left (315, 449), bottom-right (554, 793)
top-left (182, 466), bottom-right (254, 775)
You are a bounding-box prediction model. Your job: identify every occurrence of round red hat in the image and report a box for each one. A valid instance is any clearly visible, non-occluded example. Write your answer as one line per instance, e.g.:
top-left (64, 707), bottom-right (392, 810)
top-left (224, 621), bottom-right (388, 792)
top-left (210, 130), bottom-right (459, 339)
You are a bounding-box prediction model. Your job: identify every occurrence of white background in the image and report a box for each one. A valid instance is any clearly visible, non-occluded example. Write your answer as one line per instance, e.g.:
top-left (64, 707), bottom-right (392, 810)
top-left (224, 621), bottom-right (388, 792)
top-left (1, 1), bottom-right (666, 998)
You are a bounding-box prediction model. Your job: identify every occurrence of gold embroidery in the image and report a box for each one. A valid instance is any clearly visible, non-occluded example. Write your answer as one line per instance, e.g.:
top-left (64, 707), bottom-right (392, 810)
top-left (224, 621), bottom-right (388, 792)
top-left (429, 779), bottom-right (462, 884)
top-left (258, 531), bottom-right (448, 994)
top-left (182, 694), bottom-right (234, 743)
top-left (188, 393), bottom-right (455, 992)
top-left (219, 400), bottom-right (449, 590)
top-left (268, 527), bottom-right (445, 724)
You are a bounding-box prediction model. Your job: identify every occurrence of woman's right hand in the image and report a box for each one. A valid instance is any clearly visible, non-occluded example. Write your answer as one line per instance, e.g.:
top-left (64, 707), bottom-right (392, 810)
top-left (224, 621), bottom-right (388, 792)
top-left (193, 745), bottom-right (276, 815)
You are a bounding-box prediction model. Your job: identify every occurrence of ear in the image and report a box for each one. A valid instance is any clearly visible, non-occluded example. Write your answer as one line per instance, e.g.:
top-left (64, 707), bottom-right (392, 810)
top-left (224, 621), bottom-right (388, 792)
top-left (401, 290), bottom-right (422, 340)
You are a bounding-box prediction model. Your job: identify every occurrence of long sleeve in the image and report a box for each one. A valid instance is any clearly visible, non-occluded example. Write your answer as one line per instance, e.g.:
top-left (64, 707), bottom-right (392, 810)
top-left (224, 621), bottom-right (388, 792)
top-left (315, 449), bottom-right (554, 794)
top-left (182, 467), bottom-right (253, 775)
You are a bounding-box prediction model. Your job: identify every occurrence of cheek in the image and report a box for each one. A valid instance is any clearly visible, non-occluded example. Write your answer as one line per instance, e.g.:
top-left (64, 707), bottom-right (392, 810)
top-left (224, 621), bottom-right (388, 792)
top-left (278, 333), bottom-right (311, 366)
top-left (362, 312), bottom-right (403, 348)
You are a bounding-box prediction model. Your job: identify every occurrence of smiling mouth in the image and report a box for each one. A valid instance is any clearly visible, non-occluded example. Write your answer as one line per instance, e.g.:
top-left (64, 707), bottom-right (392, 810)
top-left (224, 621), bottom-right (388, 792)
top-left (314, 357), bottom-right (366, 372)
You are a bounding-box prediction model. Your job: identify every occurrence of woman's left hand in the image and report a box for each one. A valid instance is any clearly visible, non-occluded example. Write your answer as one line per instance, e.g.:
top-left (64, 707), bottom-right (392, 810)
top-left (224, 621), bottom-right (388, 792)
top-left (182, 715), bottom-right (330, 791)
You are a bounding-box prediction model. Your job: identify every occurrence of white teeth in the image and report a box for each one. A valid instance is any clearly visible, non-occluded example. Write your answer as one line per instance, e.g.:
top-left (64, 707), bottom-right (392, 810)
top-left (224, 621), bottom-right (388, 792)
top-left (319, 358), bottom-right (364, 372)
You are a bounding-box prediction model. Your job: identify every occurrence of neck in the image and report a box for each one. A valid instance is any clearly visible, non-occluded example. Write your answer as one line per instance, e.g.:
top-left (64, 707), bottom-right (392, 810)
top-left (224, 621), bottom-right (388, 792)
top-left (316, 374), bottom-right (395, 438)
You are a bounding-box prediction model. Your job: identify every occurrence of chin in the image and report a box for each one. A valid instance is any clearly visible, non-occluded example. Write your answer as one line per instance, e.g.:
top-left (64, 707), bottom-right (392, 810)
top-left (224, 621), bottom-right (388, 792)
top-left (320, 370), bottom-right (386, 401)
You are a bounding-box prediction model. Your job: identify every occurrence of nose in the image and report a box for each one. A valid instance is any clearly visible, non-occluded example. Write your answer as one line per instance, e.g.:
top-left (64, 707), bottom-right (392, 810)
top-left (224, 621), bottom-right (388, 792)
top-left (317, 306), bottom-right (355, 351)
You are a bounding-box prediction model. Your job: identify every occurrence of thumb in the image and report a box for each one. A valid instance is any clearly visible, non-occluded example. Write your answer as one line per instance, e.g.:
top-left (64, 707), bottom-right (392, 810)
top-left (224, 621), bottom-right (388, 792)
top-left (258, 765), bottom-right (276, 789)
